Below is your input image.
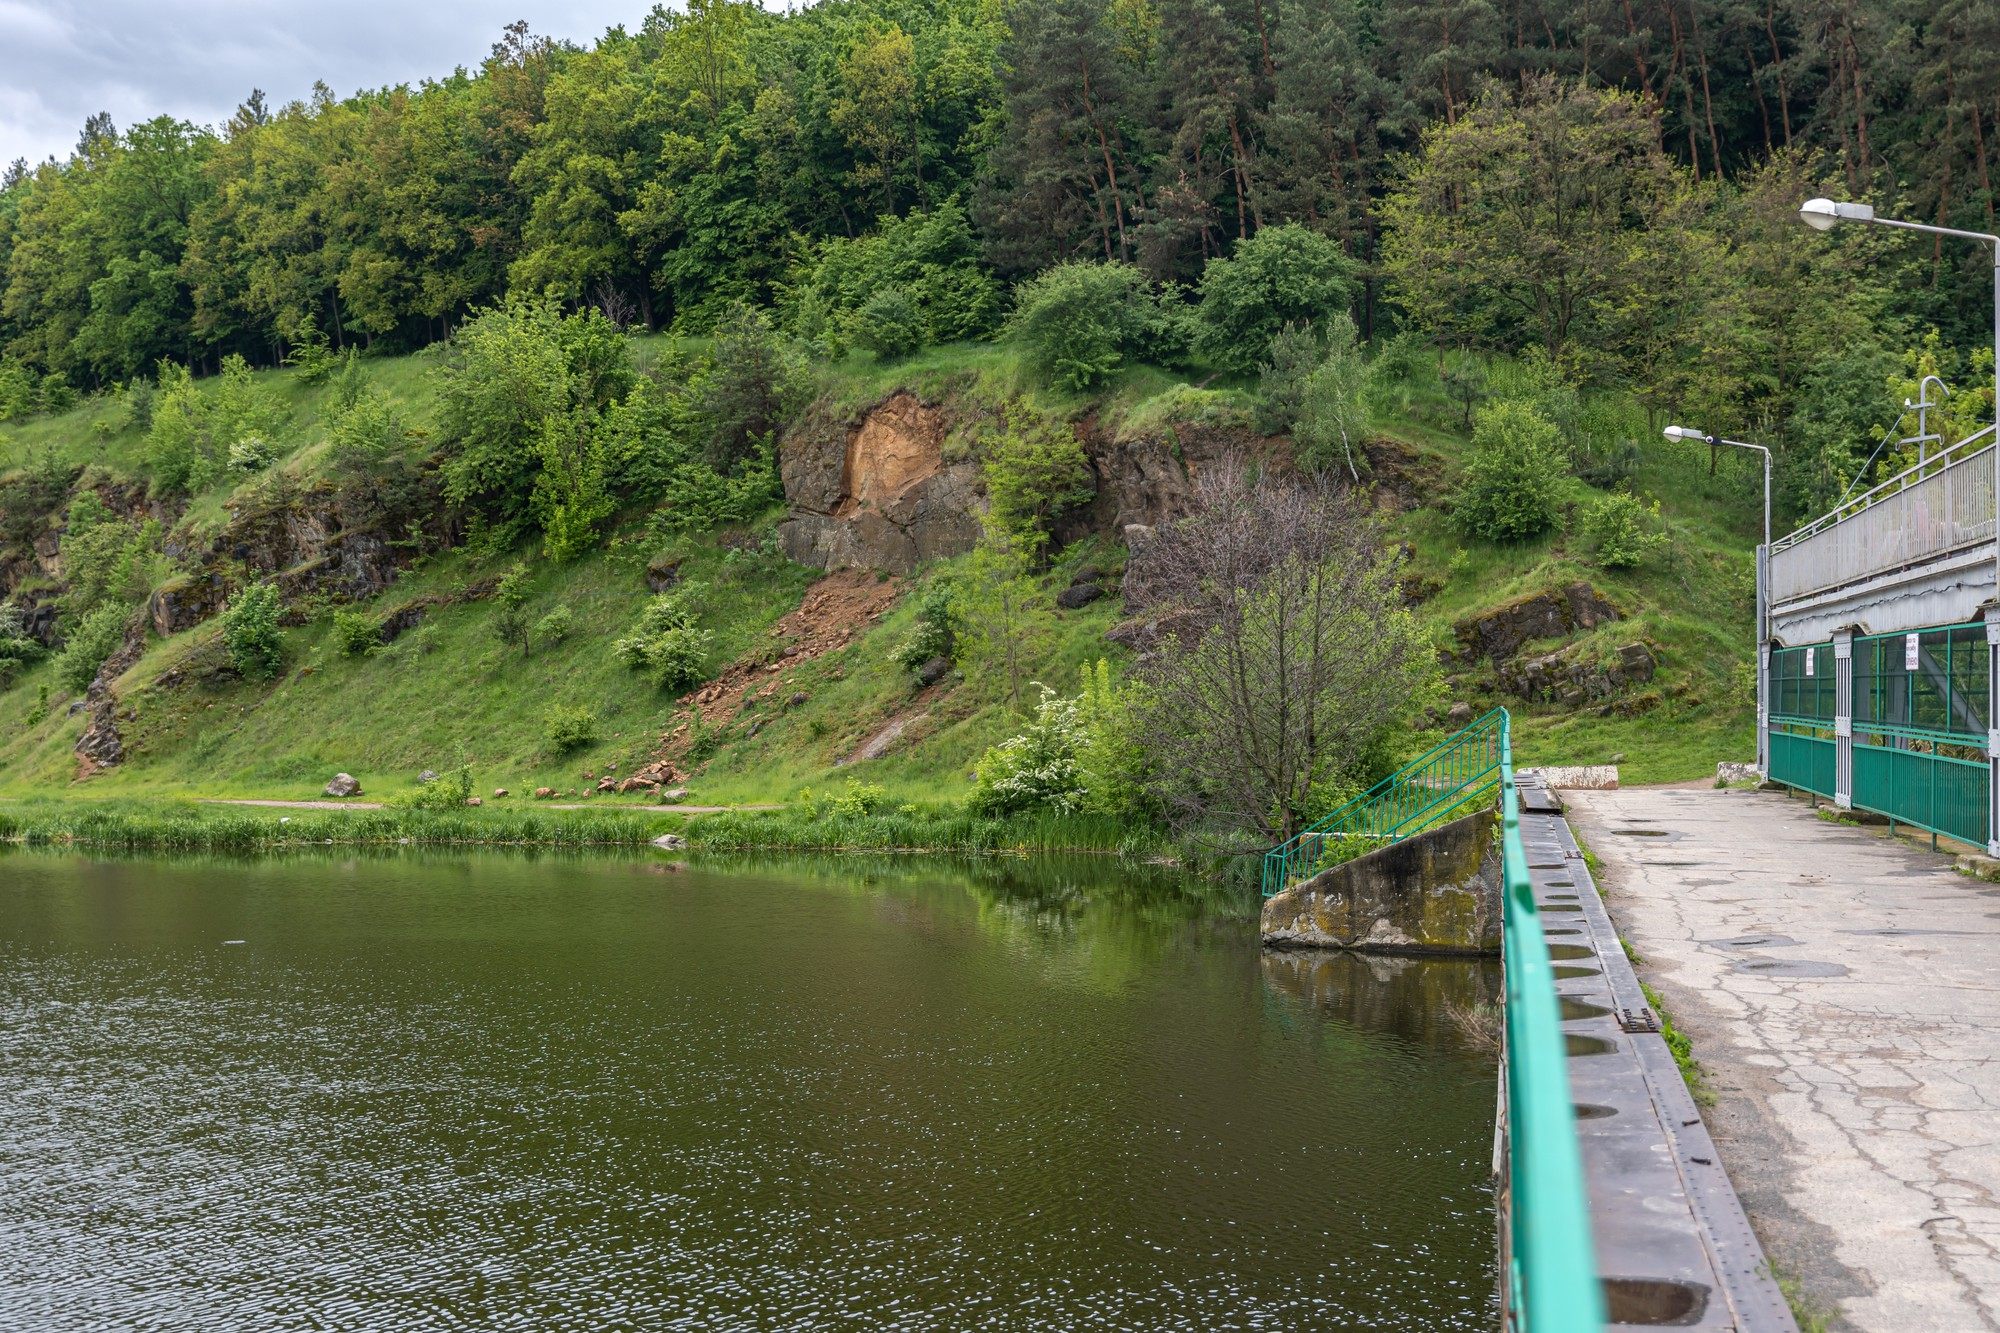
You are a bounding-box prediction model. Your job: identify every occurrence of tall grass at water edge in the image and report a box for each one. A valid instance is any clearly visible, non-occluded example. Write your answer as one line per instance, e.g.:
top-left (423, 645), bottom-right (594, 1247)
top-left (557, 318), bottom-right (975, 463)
top-left (0, 806), bottom-right (674, 850)
top-left (682, 806), bottom-right (1166, 857)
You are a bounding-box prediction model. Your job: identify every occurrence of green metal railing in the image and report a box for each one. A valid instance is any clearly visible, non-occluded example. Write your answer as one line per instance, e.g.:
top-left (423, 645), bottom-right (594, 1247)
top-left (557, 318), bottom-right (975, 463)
top-left (1260, 708), bottom-right (1508, 898)
top-left (1498, 720), bottom-right (1606, 1332)
top-left (1260, 709), bottom-right (1605, 1330)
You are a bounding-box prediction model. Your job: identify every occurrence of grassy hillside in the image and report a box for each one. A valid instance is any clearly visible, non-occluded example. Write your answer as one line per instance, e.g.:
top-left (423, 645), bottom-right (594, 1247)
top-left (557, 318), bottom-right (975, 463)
top-left (0, 339), bottom-right (1758, 813)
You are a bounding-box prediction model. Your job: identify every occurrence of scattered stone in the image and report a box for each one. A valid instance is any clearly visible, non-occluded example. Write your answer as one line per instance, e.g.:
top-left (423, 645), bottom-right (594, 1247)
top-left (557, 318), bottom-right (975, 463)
top-left (916, 656), bottom-right (950, 686)
top-left (465, 796), bottom-right (482, 806)
top-left (493, 788), bottom-right (509, 798)
top-left (596, 776), bottom-right (618, 792)
top-left (651, 833), bottom-right (687, 850)
top-left (607, 762), bottom-right (618, 772)
top-left (1617, 642), bottom-right (1657, 683)
top-left (534, 787), bottom-right (556, 799)
top-left (1445, 701), bottom-right (1475, 727)
top-left (65, 700), bottom-right (86, 716)
top-left (1608, 753), bottom-right (1626, 764)
top-left (1057, 582), bottom-right (1104, 610)
top-left (324, 773), bottom-right (362, 798)
top-left (617, 777), bottom-right (658, 794)
top-left (645, 553), bottom-right (683, 593)
top-left (1715, 761), bottom-right (1760, 785)
top-left (418, 770), bottom-right (439, 784)
top-left (659, 788), bottom-right (690, 802)
top-left (787, 691), bottom-right (809, 708)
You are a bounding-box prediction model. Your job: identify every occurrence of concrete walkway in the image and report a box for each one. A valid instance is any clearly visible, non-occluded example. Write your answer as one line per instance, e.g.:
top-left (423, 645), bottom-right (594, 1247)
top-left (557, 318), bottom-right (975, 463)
top-left (1570, 784), bottom-right (2000, 1333)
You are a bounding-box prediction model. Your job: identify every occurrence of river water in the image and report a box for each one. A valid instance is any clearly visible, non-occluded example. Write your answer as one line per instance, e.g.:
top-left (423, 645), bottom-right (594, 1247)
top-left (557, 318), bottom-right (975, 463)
top-left (0, 849), bottom-right (1498, 1330)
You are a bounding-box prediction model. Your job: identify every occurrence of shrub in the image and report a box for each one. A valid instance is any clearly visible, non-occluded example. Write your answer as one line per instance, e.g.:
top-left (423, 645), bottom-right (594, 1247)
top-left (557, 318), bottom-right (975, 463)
top-left (1455, 400), bottom-right (1567, 542)
top-left (1582, 492), bottom-right (1668, 568)
top-left (1006, 261), bottom-right (1172, 391)
top-left (331, 608), bottom-right (380, 656)
top-left (0, 357), bottom-right (36, 421)
top-left (801, 777), bottom-right (888, 818)
top-left (52, 602), bottom-right (128, 694)
top-left (970, 683), bottom-right (1089, 815)
top-left (227, 433), bottom-right (279, 471)
top-left (893, 578), bottom-right (960, 671)
top-left (1196, 224), bottom-right (1356, 372)
top-left (981, 406), bottom-right (1095, 555)
top-left (1292, 315), bottom-right (1371, 478)
top-left (491, 563), bottom-right (533, 656)
top-left (544, 703), bottom-right (599, 752)
top-left (614, 587), bottom-right (713, 691)
top-left (535, 605), bottom-right (574, 644)
top-left (849, 287), bottom-right (926, 360)
top-left (221, 583), bottom-right (285, 681)
top-left (1255, 322), bottom-right (1325, 434)
top-left (782, 198), bottom-right (1002, 353)
top-left (390, 763), bottom-right (475, 810)
top-left (0, 604), bottom-right (46, 678)
top-left (700, 303), bottom-right (804, 472)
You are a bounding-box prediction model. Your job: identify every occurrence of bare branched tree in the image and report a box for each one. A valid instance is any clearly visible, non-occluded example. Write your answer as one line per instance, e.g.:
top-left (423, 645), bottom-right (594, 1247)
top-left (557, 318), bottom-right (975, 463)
top-left (1127, 459), bottom-right (1438, 847)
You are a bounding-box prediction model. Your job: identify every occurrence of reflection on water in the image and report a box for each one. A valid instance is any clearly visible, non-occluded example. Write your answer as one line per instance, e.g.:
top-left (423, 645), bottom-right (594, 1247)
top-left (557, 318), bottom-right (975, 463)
top-left (0, 848), bottom-right (1497, 1331)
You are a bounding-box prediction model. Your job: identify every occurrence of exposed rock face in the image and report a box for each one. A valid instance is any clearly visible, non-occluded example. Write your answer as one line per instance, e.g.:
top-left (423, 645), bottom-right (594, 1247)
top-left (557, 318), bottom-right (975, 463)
top-left (148, 574), bottom-right (230, 638)
top-left (1451, 582), bottom-right (1620, 664)
top-left (72, 615), bottom-right (149, 776)
top-left (1261, 809), bottom-right (1503, 953)
top-left (1496, 640), bottom-right (1657, 706)
top-left (1056, 582), bottom-right (1103, 609)
top-left (778, 392), bottom-right (984, 574)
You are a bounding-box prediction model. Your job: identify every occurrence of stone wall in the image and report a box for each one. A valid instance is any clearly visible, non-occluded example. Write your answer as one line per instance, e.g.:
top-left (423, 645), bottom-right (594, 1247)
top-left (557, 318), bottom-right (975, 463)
top-left (1260, 809), bottom-right (1502, 954)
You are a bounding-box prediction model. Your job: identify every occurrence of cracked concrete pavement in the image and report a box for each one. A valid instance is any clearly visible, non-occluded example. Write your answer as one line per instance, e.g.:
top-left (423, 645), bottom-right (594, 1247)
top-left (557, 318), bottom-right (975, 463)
top-left (1569, 784), bottom-right (2000, 1333)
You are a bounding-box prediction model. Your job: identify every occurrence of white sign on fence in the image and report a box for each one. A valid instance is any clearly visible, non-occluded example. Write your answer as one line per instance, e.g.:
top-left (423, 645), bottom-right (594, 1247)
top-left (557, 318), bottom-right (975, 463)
top-left (1907, 633), bottom-right (1921, 671)
top-left (1805, 649), bottom-right (1814, 676)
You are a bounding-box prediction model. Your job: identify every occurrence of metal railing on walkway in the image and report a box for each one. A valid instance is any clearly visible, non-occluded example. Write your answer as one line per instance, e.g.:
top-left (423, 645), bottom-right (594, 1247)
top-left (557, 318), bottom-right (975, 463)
top-left (1261, 710), bottom-right (1605, 1330)
top-left (1260, 708), bottom-right (1507, 898)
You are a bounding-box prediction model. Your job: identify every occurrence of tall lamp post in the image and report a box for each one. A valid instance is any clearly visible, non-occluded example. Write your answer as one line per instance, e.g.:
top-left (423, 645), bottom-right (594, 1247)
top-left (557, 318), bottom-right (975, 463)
top-left (1663, 427), bottom-right (1772, 777)
top-left (1799, 198), bottom-right (2000, 853)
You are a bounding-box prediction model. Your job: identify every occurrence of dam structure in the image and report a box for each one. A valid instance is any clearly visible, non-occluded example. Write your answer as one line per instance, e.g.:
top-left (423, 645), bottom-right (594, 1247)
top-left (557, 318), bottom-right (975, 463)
top-left (1761, 424), bottom-right (1998, 848)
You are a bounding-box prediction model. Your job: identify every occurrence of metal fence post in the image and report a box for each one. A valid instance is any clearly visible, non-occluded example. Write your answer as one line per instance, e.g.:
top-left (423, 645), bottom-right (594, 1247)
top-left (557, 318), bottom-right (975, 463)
top-left (1987, 611), bottom-right (2000, 857)
top-left (1835, 631), bottom-right (1854, 809)
top-left (1757, 546), bottom-right (1770, 779)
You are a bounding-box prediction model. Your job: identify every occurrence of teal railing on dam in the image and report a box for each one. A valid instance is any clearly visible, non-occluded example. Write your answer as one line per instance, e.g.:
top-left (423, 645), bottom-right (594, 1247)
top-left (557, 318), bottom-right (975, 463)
top-left (1259, 708), bottom-right (1508, 899)
top-left (1263, 710), bottom-right (1606, 1331)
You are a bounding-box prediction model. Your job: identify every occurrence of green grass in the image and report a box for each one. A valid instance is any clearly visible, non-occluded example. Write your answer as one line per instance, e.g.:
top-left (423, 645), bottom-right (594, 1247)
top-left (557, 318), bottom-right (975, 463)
top-left (0, 796), bottom-right (678, 848)
top-left (0, 338), bottom-right (1763, 821)
top-left (1641, 981), bottom-right (1714, 1106)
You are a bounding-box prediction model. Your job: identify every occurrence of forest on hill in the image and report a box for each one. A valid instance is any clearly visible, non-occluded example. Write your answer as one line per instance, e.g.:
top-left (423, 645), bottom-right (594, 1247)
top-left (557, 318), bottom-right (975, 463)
top-left (1, 0), bottom-right (1997, 522)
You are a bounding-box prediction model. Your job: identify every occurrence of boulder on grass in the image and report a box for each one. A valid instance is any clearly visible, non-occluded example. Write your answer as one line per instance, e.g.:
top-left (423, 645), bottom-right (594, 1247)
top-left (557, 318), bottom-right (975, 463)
top-left (534, 787), bottom-right (556, 799)
top-left (916, 656), bottom-right (950, 686)
top-left (652, 833), bottom-right (687, 850)
top-left (465, 796), bottom-right (482, 807)
top-left (1057, 582), bottom-right (1103, 610)
top-left (325, 773), bottom-right (362, 798)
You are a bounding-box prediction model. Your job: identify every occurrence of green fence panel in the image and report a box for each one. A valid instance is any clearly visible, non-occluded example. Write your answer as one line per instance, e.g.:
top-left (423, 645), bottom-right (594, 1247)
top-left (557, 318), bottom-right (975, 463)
top-left (1851, 741), bottom-right (1990, 846)
top-left (1768, 729), bottom-right (1836, 798)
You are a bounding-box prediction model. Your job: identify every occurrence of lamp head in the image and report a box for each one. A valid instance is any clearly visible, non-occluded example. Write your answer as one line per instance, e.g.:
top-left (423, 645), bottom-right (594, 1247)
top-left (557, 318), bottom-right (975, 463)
top-left (1799, 197), bottom-right (1875, 231)
top-left (1662, 425), bottom-right (1711, 444)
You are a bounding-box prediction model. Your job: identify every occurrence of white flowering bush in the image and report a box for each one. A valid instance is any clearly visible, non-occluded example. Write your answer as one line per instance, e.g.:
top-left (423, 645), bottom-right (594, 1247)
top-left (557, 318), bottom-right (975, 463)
top-left (969, 683), bottom-right (1089, 815)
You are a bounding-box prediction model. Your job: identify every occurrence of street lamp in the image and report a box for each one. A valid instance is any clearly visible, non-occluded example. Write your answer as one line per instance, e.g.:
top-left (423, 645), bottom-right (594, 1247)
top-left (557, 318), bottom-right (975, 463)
top-left (1800, 199), bottom-right (2000, 853)
top-left (1664, 426), bottom-right (1773, 778)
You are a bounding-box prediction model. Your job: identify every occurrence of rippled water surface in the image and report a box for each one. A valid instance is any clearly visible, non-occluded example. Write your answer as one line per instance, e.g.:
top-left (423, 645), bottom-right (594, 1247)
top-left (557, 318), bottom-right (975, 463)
top-left (0, 850), bottom-right (1498, 1330)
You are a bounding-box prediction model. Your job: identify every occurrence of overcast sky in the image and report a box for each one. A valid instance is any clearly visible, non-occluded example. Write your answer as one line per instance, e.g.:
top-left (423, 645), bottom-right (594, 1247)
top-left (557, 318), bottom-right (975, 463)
top-left (0, 1), bottom-right (658, 167)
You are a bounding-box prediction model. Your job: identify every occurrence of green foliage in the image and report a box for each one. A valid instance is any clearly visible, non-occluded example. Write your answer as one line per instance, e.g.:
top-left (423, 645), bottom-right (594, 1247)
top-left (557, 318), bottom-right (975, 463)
top-left (532, 408), bottom-right (615, 560)
top-left (1582, 492), bottom-right (1668, 568)
top-left (893, 577), bottom-right (960, 671)
top-left (1455, 400), bottom-right (1568, 542)
top-left (971, 683), bottom-right (1089, 814)
top-left (25, 683), bottom-right (51, 726)
top-left (390, 763), bottom-right (476, 811)
top-left (850, 287), bottom-right (926, 360)
top-left (956, 521), bottom-right (1051, 711)
top-left (544, 703), bottom-right (599, 752)
top-left (57, 492), bottom-right (147, 617)
top-left (491, 563), bottom-right (534, 656)
top-left (1196, 224), bottom-right (1356, 372)
top-left (331, 608), bottom-right (380, 656)
top-left (0, 358), bottom-right (37, 421)
top-left (1255, 322), bottom-right (1325, 434)
top-left (1292, 314), bottom-right (1371, 477)
top-left (434, 300), bottom-right (633, 533)
top-left (980, 406), bottom-right (1094, 555)
top-left (786, 199), bottom-right (1002, 355)
top-left (699, 303), bottom-right (804, 472)
top-left (535, 605), bottom-right (575, 645)
top-left (141, 356), bottom-right (281, 495)
top-left (614, 585), bottom-right (714, 690)
top-left (0, 604), bottom-right (48, 678)
top-left (802, 777), bottom-right (889, 818)
top-left (1074, 658), bottom-right (1151, 818)
top-left (53, 601), bottom-right (129, 694)
top-left (1006, 261), bottom-right (1180, 391)
top-left (220, 582), bottom-right (285, 681)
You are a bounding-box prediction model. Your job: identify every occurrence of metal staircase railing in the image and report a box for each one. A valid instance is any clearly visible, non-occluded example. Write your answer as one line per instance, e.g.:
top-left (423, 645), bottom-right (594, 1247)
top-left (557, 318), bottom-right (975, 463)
top-left (1259, 708), bottom-right (1606, 1330)
top-left (1260, 707), bottom-right (1508, 898)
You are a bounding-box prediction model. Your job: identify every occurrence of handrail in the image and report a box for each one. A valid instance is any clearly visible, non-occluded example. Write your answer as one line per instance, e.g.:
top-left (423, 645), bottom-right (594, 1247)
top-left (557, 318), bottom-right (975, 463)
top-left (1261, 708), bottom-right (1507, 897)
top-left (1771, 422), bottom-right (1996, 553)
top-left (1499, 719), bottom-right (1607, 1331)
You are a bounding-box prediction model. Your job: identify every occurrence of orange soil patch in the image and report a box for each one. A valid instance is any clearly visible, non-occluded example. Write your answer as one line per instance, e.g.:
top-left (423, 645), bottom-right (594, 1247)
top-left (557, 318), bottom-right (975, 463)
top-left (629, 568), bottom-right (902, 786)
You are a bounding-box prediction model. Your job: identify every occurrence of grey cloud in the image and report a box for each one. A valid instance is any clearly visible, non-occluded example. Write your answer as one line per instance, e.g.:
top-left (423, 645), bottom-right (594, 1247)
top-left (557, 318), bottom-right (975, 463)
top-left (0, 1), bottom-right (648, 166)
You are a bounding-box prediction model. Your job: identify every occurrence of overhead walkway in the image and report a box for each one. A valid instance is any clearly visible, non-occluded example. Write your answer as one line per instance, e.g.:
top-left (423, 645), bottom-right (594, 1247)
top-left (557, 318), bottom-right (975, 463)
top-left (1761, 426), bottom-right (2000, 853)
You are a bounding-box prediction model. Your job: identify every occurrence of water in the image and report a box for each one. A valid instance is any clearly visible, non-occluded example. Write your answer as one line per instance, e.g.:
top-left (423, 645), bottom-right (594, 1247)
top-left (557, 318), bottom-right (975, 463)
top-left (0, 849), bottom-right (1499, 1330)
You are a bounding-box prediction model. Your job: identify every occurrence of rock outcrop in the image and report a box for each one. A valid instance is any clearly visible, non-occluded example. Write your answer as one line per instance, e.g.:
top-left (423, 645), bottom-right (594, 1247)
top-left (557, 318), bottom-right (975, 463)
top-left (1450, 582), bottom-right (1620, 664)
top-left (778, 392), bottom-right (984, 574)
top-left (72, 613), bottom-right (150, 777)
